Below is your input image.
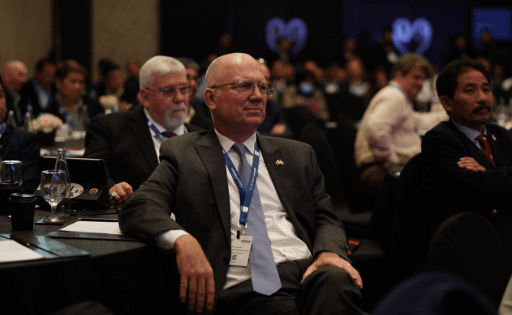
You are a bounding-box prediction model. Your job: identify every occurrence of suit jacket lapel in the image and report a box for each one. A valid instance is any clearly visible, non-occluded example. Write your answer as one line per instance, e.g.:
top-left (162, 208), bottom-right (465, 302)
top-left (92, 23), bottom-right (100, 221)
top-left (195, 129), bottom-right (232, 244)
top-left (129, 108), bottom-right (159, 170)
top-left (257, 135), bottom-right (310, 245)
top-left (448, 120), bottom-right (495, 169)
top-left (487, 129), bottom-right (506, 168)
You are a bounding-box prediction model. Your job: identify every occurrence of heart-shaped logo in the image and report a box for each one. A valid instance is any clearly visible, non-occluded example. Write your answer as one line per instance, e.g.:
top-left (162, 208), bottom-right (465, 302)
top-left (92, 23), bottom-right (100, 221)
top-left (392, 17), bottom-right (433, 55)
top-left (266, 18), bottom-right (308, 55)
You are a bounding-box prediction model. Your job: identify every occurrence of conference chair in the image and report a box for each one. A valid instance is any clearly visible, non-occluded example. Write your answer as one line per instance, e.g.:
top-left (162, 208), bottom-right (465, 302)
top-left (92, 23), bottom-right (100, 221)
top-left (298, 122), bottom-right (386, 311)
top-left (281, 105), bottom-right (319, 140)
top-left (423, 212), bottom-right (512, 308)
top-left (371, 272), bottom-right (498, 315)
top-left (334, 113), bottom-right (376, 214)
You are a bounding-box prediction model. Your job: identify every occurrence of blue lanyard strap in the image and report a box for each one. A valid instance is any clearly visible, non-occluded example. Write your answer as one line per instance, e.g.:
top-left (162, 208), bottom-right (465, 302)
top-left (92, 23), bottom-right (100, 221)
top-left (57, 101), bottom-right (84, 128)
top-left (0, 122), bottom-right (6, 137)
top-left (57, 102), bottom-right (71, 125)
top-left (146, 117), bottom-right (186, 142)
top-left (223, 142), bottom-right (260, 228)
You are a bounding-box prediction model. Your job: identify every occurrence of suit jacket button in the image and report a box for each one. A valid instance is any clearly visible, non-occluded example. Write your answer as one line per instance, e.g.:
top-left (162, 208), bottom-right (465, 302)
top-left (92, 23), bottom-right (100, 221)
top-left (492, 209), bottom-right (498, 215)
top-left (222, 257), bottom-right (229, 265)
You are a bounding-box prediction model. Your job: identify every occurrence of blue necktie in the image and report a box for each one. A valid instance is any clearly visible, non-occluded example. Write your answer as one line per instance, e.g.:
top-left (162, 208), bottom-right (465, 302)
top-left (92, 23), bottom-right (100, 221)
top-left (232, 143), bottom-right (282, 296)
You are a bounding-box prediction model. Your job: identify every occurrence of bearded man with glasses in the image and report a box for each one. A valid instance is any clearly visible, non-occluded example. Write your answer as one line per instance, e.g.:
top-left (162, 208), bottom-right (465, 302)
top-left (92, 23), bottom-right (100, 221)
top-left (119, 53), bottom-right (365, 315)
top-left (84, 56), bottom-right (203, 209)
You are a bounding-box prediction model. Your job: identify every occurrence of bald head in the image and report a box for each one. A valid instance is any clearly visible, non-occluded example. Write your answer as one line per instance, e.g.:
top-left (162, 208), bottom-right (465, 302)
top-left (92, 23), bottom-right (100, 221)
top-left (2, 61), bottom-right (28, 93)
top-left (203, 53), bottom-right (267, 142)
top-left (205, 53), bottom-right (261, 88)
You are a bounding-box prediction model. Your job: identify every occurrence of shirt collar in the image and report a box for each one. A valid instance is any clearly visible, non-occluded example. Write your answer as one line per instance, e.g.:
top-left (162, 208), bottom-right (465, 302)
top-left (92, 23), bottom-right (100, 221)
top-left (388, 80), bottom-right (412, 102)
top-left (452, 119), bottom-right (488, 141)
top-left (56, 93), bottom-right (84, 112)
top-left (33, 79), bottom-right (51, 93)
top-left (144, 107), bottom-right (186, 136)
top-left (214, 129), bottom-right (257, 155)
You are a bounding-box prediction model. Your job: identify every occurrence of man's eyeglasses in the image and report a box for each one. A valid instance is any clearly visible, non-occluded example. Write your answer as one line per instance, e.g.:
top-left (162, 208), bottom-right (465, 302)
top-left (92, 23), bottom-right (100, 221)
top-left (211, 81), bottom-right (276, 96)
top-left (146, 85), bottom-right (192, 98)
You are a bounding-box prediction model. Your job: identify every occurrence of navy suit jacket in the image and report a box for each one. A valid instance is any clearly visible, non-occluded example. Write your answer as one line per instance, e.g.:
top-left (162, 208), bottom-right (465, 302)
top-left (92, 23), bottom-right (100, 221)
top-left (19, 79), bottom-right (57, 117)
top-left (119, 129), bottom-right (348, 303)
top-left (422, 119), bottom-right (512, 244)
top-left (83, 107), bottom-right (202, 190)
top-left (0, 125), bottom-right (41, 193)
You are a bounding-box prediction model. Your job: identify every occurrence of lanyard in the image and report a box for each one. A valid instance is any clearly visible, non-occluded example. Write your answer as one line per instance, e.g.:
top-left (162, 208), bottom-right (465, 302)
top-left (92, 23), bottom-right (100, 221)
top-left (57, 102), bottom-right (71, 125)
top-left (146, 117), bottom-right (183, 142)
top-left (57, 101), bottom-right (84, 128)
top-left (223, 142), bottom-right (260, 237)
top-left (0, 123), bottom-right (6, 137)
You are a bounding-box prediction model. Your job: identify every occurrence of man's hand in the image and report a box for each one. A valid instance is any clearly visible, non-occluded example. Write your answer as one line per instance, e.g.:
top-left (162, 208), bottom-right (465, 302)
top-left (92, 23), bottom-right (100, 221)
top-left (458, 157), bottom-right (486, 172)
top-left (301, 252), bottom-right (363, 289)
top-left (109, 182), bottom-right (133, 209)
top-left (174, 235), bottom-right (215, 313)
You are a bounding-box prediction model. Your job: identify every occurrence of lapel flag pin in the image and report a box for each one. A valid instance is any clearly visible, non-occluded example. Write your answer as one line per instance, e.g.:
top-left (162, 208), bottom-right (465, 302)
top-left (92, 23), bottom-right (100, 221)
top-left (492, 135), bottom-right (496, 141)
top-left (276, 160), bottom-right (284, 166)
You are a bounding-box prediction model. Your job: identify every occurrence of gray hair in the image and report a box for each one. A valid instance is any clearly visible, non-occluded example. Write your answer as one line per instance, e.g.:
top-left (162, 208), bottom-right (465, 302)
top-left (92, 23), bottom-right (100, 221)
top-left (391, 53), bottom-right (433, 79)
top-left (139, 56), bottom-right (185, 89)
top-left (176, 57), bottom-right (199, 72)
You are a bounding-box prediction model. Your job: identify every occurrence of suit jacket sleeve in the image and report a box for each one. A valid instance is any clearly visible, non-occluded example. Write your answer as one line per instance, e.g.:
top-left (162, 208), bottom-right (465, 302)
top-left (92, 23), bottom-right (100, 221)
top-left (422, 124), bottom-right (512, 211)
top-left (118, 137), bottom-right (186, 244)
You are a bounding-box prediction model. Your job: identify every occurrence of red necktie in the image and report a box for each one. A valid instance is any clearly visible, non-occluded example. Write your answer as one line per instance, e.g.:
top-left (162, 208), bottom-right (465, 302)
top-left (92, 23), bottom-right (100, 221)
top-left (476, 134), bottom-right (495, 167)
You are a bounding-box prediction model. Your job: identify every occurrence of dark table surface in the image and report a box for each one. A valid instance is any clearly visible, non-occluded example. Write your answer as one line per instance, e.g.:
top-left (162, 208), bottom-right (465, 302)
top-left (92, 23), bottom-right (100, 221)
top-left (0, 209), bottom-right (182, 315)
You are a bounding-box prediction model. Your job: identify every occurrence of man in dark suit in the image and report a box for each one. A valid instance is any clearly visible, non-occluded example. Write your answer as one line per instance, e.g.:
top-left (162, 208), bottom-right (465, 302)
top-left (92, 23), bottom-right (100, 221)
top-left (84, 56), bottom-right (202, 208)
top-left (0, 74), bottom-right (40, 193)
top-left (119, 53), bottom-right (364, 314)
top-left (19, 58), bottom-right (57, 116)
top-left (422, 58), bottom-right (512, 247)
top-left (46, 59), bottom-right (104, 131)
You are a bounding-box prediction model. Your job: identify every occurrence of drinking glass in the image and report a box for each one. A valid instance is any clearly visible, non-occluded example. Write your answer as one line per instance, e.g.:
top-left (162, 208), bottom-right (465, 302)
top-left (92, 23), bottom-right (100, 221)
top-left (1, 160), bottom-right (22, 222)
top-left (0, 160), bottom-right (23, 187)
top-left (41, 170), bottom-right (69, 223)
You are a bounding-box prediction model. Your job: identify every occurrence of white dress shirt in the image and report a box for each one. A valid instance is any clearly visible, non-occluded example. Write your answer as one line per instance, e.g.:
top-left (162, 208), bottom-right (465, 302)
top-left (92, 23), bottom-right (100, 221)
top-left (143, 108), bottom-right (186, 160)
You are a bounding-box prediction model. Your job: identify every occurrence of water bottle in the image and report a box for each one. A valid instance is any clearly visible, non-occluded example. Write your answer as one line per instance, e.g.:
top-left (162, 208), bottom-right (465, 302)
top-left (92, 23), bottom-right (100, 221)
top-left (6, 110), bottom-right (16, 127)
top-left (23, 102), bottom-right (33, 132)
top-left (54, 148), bottom-right (72, 216)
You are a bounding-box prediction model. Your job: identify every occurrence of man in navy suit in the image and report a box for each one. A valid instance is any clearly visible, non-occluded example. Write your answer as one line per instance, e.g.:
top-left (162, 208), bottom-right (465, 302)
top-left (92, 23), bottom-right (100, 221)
top-left (0, 74), bottom-right (40, 193)
top-left (119, 53), bottom-right (364, 314)
top-left (423, 58), bottom-right (512, 247)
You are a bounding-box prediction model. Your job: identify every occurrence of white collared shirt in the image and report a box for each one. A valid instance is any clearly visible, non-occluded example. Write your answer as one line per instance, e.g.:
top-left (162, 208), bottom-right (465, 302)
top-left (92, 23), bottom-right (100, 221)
top-left (143, 108), bottom-right (186, 160)
top-left (215, 130), bottom-right (311, 290)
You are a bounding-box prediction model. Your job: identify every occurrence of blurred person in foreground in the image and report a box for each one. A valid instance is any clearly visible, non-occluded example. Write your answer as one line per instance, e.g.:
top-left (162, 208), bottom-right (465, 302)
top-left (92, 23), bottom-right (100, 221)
top-left (119, 53), bottom-right (364, 315)
top-left (355, 53), bottom-right (448, 194)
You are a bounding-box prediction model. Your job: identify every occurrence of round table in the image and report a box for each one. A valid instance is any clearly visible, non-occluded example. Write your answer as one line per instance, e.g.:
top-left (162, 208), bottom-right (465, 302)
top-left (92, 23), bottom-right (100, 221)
top-left (0, 210), bottom-right (181, 315)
